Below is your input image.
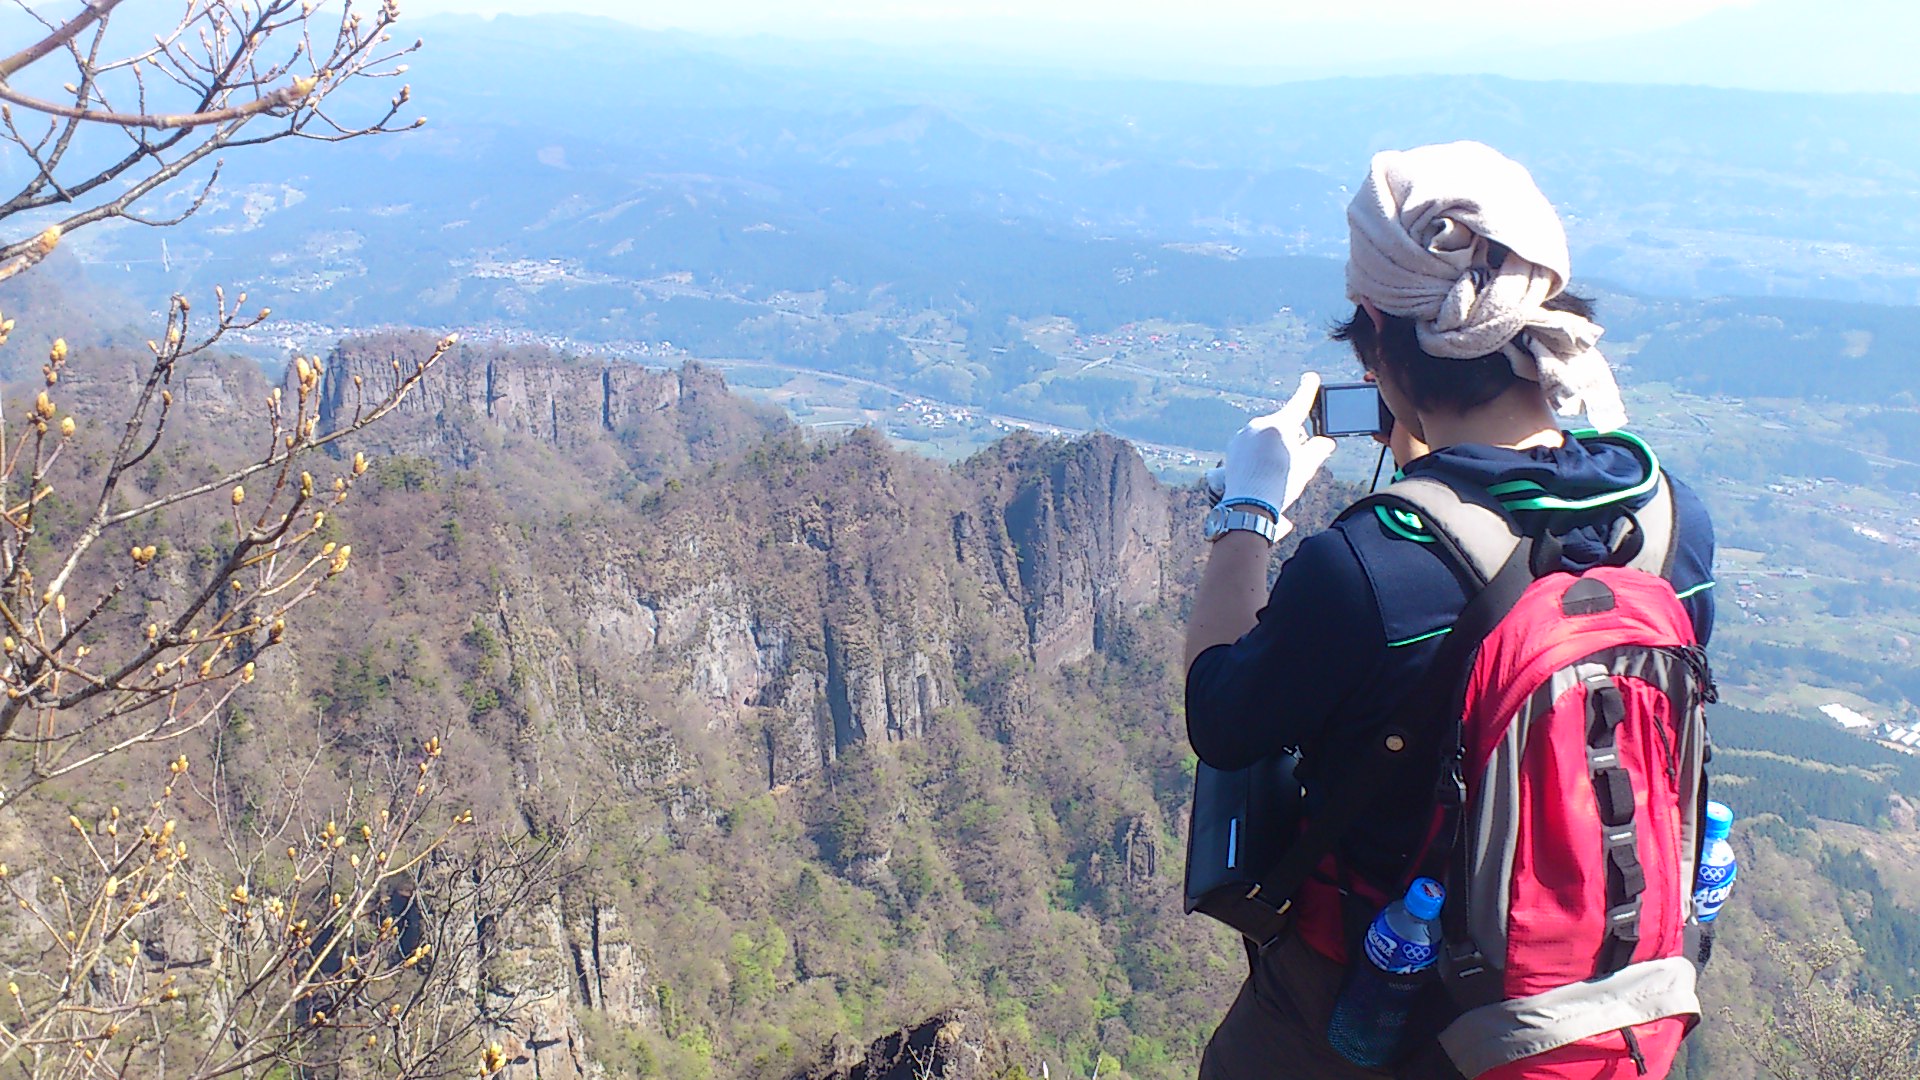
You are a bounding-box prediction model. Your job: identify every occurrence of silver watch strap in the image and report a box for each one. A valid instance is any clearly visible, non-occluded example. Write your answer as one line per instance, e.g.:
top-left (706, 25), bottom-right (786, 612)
top-left (1208, 507), bottom-right (1280, 544)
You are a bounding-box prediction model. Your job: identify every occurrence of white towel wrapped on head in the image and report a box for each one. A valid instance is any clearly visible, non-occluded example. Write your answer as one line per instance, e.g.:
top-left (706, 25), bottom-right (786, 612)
top-left (1345, 141), bottom-right (1627, 433)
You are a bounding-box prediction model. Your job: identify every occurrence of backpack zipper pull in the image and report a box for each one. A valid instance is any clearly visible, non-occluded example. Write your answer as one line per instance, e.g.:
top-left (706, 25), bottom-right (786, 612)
top-left (1621, 1026), bottom-right (1648, 1076)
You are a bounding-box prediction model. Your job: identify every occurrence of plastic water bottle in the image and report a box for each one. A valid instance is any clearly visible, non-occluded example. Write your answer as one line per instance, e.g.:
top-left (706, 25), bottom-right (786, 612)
top-left (1327, 877), bottom-right (1445, 1068)
top-left (1694, 800), bottom-right (1737, 966)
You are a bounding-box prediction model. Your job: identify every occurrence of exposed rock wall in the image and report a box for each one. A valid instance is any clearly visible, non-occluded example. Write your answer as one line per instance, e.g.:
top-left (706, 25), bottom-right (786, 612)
top-left (307, 347), bottom-right (1190, 1078)
top-left (460, 893), bottom-right (632, 1080)
top-left (317, 332), bottom-right (780, 478)
top-left (997, 433), bottom-right (1171, 667)
top-left (319, 334), bottom-right (679, 448)
top-left (463, 414), bottom-right (1173, 795)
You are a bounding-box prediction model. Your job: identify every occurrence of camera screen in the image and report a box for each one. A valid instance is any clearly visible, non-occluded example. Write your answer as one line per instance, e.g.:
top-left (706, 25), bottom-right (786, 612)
top-left (1321, 385), bottom-right (1383, 435)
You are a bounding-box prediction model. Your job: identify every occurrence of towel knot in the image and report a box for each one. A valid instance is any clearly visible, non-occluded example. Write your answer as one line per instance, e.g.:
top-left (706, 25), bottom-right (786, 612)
top-left (1345, 142), bottom-right (1627, 432)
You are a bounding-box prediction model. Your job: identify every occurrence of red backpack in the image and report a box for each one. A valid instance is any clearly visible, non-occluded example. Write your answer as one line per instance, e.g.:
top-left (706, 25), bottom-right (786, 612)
top-left (1391, 474), bottom-right (1715, 1078)
top-left (1250, 471), bottom-right (1714, 1079)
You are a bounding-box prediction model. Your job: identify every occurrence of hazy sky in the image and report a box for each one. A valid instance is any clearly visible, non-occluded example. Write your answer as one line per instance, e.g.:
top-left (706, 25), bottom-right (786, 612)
top-left (420, 0), bottom-right (1758, 34)
top-left (409, 0), bottom-right (1753, 36)
top-left (398, 0), bottom-right (1920, 91)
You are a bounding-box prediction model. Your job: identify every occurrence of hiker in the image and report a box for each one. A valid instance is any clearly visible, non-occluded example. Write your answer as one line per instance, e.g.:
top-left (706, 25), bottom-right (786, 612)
top-left (1184, 141), bottom-right (1717, 1079)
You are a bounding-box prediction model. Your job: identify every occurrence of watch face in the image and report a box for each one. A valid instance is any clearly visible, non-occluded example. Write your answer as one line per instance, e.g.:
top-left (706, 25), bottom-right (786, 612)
top-left (1203, 505), bottom-right (1232, 541)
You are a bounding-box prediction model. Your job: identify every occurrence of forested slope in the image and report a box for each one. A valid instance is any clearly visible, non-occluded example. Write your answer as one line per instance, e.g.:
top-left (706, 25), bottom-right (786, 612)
top-left (7, 333), bottom-right (1903, 1079)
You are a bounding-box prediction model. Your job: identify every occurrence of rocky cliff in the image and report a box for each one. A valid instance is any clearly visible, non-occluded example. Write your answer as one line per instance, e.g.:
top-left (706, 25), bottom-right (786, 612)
top-left (319, 331), bottom-right (783, 480)
top-left (789, 1008), bottom-right (1014, 1080)
top-left (298, 340), bottom-right (1274, 1080)
top-left (983, 432), bottom-right (1173, 668)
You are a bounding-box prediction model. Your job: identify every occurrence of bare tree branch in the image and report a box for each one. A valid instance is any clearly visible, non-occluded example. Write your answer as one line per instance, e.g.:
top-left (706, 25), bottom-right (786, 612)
top-left (0, 0), bottom-right (423, 263)
top-left (0, 0), bottom-right (127, 80)
top-left (0, 74), bottom-right (312, 130)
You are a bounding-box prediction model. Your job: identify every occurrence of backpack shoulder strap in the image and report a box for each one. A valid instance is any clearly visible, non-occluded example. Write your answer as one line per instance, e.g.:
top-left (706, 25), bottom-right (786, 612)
top-left (1622, 470), bottom-right (1679, 582)
top-left (1339, 475), bottom-right (1526, 590)
top-left (1349, 468), bottom-right (1683, 588)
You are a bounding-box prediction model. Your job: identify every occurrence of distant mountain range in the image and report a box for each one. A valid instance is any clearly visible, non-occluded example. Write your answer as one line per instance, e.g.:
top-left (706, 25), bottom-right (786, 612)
top-left (607, 0), bottom-right (1920, 95)
top-left (40, 10), bottom-right (1920, 323)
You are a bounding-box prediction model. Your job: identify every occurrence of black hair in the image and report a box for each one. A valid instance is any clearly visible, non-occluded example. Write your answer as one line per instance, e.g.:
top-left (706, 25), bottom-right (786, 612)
top-left (1331, 290), bottom-right (1596, 415)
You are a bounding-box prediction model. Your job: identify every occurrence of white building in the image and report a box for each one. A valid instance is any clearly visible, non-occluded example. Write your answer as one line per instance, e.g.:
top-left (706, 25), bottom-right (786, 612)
top-left (1821, 702), bottom-right (1876, 731)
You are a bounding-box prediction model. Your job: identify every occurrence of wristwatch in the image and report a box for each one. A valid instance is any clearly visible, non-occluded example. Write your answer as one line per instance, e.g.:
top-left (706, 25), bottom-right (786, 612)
top-left (1203, 504), bottom-right (1281, 544)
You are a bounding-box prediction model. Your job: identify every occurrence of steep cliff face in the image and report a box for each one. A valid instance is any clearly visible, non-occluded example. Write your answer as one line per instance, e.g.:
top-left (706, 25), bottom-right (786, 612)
top-left (319, 333), bottom-right (664, 445)
top-left (319, 341), bottom-right (1177, 785)
top-left (593, 427), bottom-right (1179, 790)
top-left (987, 433), bottom-right (1172, 668)
top-left (304, 343), bottom-right (1222, 1080)
top-left (473, 893), bottom-right (656, 1080)
top-left (318, 331), bottom-right (782, 479)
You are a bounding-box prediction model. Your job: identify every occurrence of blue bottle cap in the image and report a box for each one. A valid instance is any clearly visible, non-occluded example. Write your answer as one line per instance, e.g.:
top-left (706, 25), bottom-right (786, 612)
top-left (1404, 877), bottom-right (1445, 921)
top-left (1704, 801), bottom-right (1734, 840)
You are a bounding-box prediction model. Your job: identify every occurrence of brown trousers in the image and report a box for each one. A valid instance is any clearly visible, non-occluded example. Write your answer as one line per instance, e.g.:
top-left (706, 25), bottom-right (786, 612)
top-left (1197, 935), bottom-right (1459, 1080)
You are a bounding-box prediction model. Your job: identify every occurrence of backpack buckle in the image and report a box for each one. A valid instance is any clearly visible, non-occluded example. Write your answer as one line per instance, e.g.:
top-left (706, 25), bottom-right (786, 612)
top-left (1445, 939), bottom-right (1490, 980)
top-left (1436, 761), bottom-right (1466, 808)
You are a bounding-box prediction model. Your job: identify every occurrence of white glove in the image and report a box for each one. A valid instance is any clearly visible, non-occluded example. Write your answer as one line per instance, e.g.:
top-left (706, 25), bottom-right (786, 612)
top-left (1220, 371), bottom-right (1337, 538)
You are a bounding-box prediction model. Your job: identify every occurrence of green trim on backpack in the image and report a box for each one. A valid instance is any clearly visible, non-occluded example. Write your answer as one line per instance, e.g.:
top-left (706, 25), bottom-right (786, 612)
top-left (1387, 626), bottom-right (1454, 648)
top-left (1375, 505), bottom-right (1436, 544)
top-left (1372, 430), bottom-right (1662, 545)
top-left (1674, 580), bottom-right (1715, 600)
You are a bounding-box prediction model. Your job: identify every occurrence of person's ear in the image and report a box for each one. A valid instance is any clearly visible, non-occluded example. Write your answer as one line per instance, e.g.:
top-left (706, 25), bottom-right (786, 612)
top-left (1360, 298), bottom-right (1386, 335)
